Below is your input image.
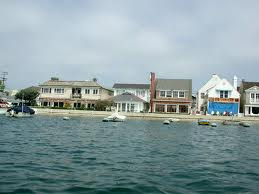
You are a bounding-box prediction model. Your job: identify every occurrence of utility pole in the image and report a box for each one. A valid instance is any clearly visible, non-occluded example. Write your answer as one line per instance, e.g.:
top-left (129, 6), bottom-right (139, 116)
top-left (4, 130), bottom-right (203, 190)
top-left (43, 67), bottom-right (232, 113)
top-left (0, 72), bottom-right (8, 92)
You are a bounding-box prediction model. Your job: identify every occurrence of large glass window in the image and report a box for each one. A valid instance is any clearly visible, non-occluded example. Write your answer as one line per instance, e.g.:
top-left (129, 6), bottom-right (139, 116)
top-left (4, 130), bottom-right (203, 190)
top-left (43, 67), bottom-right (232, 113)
top-left (167, 105), bottom-right (177, 113)
top-left (155, 104), bottom-right (165, 112)
top-left (54, 88), bottom-right (64, 94)
top-left (42, 88), bottom-right (51, 93)
top-left (130, 104), bottom-right (135, 112)
top-left (179, 105), bottom-right (188, 113)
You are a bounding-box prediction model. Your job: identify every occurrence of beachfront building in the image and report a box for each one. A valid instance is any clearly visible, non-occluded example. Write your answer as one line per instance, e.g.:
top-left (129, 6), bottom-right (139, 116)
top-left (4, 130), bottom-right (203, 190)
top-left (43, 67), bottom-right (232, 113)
top-left (239, 81), bottom-right (259, 116)
top-left (150, 72), bottom-right (192, 114)
top-left (111, 92), bottom-right (146, 112)
top-left (197, 74), bottom-right (240, 115)
top-left (112, 83), bottom-right (150, 112)
top-left (39, 77), bottom-right (113, 109)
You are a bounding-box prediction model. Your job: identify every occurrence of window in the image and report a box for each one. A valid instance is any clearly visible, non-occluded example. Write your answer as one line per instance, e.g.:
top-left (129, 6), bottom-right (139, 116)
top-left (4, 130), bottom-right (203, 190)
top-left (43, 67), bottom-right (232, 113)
top-left (224, 91), bottom-right (229, 98)
top-left (136, 90), bottom-right (145, 97)
top-left (173, 91), bottom-right (178, 98)
top-left (155, 104), bottom-right (165, 112)
top-left (130, 104), bottom-right (135, 112)
top-left (166, 91), bottom-right (172, 97)
top-left (201, 93), bottom-right (205, 99)
top-left (220, 91), bottom-right (229, 98)
top-left (85, 89), bottom-right (90, 94)
top-left (160, 91), bottom-right (166, 97)
top-left (256, 94), bottom-right (259, 102)
top-left (179, 91), bottom-right (185, 98)
top-left (251, 93), bottom-right (255, 102)
top-left (167, 105), bottom-right (177, 113)
top-left (93, 89), bottom-right (99, 95)
top-left (54, 88), bottom-right (64, 94)
top-left (42, 88), bottom-right (51, 93)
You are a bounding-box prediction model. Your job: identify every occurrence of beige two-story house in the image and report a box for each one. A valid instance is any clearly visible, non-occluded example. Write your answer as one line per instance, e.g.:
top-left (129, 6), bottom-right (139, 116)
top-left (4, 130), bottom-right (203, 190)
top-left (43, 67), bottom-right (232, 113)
top-left (39, 78), bottom-right (113, 109)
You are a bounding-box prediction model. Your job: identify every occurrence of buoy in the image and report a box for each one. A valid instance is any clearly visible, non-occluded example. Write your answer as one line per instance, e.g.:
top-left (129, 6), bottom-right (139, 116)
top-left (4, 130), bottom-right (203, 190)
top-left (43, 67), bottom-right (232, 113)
top-left (63, 117), bottom-right (70, 120)
top-left (240, 122), bottom-right (250, 127)
top-left (163, 120), bottom-right (170, 125)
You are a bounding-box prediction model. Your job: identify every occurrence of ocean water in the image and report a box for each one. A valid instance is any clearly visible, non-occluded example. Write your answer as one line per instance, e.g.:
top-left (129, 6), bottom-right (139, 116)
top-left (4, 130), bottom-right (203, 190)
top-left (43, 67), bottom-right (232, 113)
top-left (0, 115), bottom-right (259, 194)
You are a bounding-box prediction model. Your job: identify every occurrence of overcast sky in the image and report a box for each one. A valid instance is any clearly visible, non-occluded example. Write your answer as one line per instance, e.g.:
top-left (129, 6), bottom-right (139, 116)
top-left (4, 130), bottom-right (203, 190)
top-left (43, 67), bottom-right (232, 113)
top-left (1, 0), bottom-right (259, 91)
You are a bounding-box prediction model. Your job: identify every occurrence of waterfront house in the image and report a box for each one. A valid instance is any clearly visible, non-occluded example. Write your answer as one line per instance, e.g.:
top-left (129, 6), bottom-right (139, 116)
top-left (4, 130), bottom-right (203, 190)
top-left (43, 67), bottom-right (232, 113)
top-left (239, 81), bottom-right (259, 116)
top-left (150, 72), bottom-right (192, 114)
top-left (39, 77), bottom-right (113, 109)
top-left (112, 83), bottom-right (150, 112)
top-left (197, 74), bottom-right (240, 115)
top-left (111, 92), bottom-right (146, 112)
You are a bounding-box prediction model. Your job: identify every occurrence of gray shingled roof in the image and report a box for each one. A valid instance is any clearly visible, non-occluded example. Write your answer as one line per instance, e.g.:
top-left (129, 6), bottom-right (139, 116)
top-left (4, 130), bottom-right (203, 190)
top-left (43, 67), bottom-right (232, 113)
top-left (156, 79), bottom-right (192, 90)
top-left (113, 83), bottom-right (150, 89)
top-left (111, 92), bottom-right (145, 103)
top-left (242, 81), bottom-right (259, 90)
top-left (40, 80), bottom-right (101, 87)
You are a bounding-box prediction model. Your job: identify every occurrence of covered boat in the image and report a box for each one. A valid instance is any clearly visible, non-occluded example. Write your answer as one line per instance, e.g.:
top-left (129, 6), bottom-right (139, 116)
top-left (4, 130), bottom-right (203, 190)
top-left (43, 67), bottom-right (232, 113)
top-left (6, 105), bottom-right (35, 117)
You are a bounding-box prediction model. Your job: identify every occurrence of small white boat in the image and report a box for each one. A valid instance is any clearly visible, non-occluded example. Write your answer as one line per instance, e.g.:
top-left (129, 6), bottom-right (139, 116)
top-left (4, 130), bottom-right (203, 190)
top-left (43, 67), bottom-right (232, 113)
top-left (163, 120), bottom-right (170, 125)
top-left (169, 118), bottom-right (180, 122)
top-left (63, 116), bottom-right (70, 120)
top-left (103, 112), bottom-right (126, 122)
top-left (211, 123), bottom-right (217, 127)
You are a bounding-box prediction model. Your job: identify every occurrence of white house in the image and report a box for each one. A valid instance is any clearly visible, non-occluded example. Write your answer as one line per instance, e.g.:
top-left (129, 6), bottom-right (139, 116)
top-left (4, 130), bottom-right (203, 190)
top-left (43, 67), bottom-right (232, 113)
top-left (197, 74), bottom-right (221, 113)
top-left (197, 74), bottom-right (240, 115)
top-left (239, 81), bottom-right (259, 116)
top-left (112, 83), bottom-right (150, 112)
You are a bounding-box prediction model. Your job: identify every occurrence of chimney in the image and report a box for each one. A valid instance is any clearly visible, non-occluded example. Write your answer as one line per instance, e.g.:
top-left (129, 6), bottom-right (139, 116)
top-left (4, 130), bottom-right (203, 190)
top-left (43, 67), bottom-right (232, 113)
top-left (233, 75), bottom-right (238, 90)
top-left (150, 72), bottom-right (156, 113)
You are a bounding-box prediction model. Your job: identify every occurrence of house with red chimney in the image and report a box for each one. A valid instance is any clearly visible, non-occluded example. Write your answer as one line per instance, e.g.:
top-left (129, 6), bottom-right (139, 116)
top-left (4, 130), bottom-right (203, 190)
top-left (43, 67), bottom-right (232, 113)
top-left (150, 72), bottom-right (192, 114)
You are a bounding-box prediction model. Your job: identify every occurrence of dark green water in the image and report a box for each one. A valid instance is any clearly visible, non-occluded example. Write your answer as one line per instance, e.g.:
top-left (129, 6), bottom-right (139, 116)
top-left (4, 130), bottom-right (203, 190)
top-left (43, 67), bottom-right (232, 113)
top-left (0, 115), bottom-right (259, 194)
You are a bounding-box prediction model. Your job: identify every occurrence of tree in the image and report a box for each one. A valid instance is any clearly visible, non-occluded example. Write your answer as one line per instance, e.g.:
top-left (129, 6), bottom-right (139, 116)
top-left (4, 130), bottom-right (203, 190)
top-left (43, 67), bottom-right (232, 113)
top-left (95, 100), bottom-right (113, 111)
top-left (15, 86), bottom-right (40, 106)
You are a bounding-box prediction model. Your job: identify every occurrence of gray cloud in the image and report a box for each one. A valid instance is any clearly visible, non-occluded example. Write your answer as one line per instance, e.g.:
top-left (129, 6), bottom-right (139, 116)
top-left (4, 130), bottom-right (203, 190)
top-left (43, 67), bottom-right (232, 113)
top-left (0, 0), bottom-right (259, 91)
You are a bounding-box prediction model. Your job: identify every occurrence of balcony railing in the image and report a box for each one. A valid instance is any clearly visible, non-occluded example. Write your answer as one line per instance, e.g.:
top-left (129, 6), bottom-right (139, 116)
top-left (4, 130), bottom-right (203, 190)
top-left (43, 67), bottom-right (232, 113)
top-left (209, 97), bottom-right (239, 103)
top-left (71, 93), bottom-right (82, 98)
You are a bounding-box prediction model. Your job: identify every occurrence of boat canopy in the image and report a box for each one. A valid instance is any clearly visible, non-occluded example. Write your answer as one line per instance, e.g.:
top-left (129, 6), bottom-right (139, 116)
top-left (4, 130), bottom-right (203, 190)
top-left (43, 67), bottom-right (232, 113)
top-left (7, 105), bottom-right (35, 114)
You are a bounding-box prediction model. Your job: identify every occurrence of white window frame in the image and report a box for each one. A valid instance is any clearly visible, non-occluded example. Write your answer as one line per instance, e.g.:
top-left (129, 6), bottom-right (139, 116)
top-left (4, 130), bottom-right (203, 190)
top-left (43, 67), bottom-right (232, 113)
top-left (160, 91), bottom-right (166, 97)
top-left (93, 89), bottom-right (99, 95)
top-left (173, 91), bottom-right (179, 98)
top-left (251, 93), bottom-right (255, 103)
top-left (54, 88), bottom-right (64, 94)
top-left (85, 89), bottom-right (90, 94)
top-left (179, 91), bottom-right (185, 98)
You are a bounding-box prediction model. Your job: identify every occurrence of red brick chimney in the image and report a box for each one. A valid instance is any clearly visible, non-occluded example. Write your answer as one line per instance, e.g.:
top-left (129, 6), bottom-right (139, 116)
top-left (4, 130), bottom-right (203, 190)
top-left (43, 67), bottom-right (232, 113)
top-left (150, 72), bottom-right (156, 112)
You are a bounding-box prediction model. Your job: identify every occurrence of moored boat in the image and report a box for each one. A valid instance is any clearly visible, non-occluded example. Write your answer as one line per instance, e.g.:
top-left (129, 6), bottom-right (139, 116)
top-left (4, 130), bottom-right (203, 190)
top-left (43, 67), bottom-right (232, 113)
top-left (0, 98), bottom-right (10, 115)
top-left (103, 112), bottom-right (126, 122)
top-left (198, 119), bottom-right (210, 125)
top-left (6, 105), bottom-right (35, 117)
